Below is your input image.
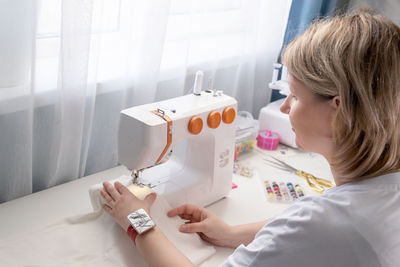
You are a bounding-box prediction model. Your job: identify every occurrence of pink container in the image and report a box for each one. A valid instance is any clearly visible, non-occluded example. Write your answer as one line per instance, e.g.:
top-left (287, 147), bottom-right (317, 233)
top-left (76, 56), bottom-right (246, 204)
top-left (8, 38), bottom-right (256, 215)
top-left (257, 129), bottom-right (280, 150)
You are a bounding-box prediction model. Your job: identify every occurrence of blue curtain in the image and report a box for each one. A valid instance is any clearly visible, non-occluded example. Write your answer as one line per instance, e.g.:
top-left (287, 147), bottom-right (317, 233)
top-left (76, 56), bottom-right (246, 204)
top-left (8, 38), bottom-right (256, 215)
top-left (271, 0), bottom-right (337, 102)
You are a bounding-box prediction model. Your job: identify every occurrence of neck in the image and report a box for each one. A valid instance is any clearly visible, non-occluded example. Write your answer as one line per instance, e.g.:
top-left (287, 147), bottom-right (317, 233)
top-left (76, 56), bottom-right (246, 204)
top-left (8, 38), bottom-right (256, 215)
top-left (329, 166), bottom-right (346, 186)
top-left (323, 151), bottom-right (347, 187)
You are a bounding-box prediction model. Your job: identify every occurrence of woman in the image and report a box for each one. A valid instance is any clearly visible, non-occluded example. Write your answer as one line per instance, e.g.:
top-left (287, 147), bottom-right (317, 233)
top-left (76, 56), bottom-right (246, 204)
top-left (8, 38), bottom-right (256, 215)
top-left (101, 10), bottom-right (400, 267)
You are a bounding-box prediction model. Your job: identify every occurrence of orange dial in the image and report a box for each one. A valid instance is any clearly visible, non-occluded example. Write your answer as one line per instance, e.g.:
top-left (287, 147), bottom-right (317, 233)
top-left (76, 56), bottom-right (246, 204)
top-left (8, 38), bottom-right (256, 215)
top-left (207, 111), bottom-right (221, 129)
top-left (188, 116), bottom-right (203, 135)
top-left (222, 107), bottom-right (235, 124)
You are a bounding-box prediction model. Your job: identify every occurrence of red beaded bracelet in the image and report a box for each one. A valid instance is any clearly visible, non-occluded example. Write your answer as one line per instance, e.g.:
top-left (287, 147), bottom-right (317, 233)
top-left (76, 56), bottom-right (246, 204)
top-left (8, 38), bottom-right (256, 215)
top-left (127, 225), bottom-right (138, 245)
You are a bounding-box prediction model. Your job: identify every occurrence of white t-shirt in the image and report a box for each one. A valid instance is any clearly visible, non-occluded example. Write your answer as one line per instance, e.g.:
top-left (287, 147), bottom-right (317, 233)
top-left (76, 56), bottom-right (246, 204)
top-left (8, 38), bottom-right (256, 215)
top-left (222, 171), bottom-right (400, 267)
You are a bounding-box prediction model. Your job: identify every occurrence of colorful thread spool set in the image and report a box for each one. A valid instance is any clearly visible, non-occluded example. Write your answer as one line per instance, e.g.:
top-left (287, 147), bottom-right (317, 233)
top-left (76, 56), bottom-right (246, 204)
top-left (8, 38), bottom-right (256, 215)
top-left (264, 180), bottom-right (305, 202)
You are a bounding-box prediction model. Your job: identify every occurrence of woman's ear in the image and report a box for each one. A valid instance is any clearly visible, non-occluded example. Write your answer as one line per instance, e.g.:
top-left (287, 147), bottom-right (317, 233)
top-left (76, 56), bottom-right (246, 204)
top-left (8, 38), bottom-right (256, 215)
top-left (330, 96), bottom-right (340, 110)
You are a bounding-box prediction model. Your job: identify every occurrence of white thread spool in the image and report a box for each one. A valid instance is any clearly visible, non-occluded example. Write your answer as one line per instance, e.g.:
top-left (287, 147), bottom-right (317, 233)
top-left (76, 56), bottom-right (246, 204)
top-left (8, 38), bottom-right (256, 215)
top-left (193, 71), bottom-right (203, 96)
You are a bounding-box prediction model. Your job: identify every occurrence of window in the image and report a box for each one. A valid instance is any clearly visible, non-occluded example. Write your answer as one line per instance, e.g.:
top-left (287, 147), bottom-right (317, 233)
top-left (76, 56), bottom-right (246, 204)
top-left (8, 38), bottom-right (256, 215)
top-left (34, 0), bottom-right (269, 92)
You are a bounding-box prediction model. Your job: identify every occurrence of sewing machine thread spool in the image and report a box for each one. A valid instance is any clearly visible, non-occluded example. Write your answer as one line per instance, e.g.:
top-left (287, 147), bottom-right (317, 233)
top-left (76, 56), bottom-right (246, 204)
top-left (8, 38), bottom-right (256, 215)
top-left (193, 70), bottom-right (203, 96)
top-left (257, 129), bottom-right (280, 150)
top-left (279, 182), bottom-right (291, 201)
top-left (295, 184), bottom-right (305, 197)
top-left (272, 181), bottom-right (282, 201)
top-left (287, 182), bottom-right (298, 200)
top-left (264, 180), bottom-right (274, 200)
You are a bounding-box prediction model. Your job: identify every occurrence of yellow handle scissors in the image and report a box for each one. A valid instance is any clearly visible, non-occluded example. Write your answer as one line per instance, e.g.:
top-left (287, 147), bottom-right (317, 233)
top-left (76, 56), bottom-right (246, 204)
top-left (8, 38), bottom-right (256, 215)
top-left (263, 156), bottom-right (335, 194)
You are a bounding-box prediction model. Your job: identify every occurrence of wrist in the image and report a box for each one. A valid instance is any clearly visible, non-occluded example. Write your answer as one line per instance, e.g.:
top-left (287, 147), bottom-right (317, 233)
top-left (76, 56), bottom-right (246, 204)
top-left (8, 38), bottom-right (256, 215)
top-left (228, 225), bottom-right (243, 248)
top-left (123, 221), bottom-right (131, 232)
top-left (124, 208), bottom-right (151, 231)
top-left (127, 225), bottom-right (139, 245)
top-left (126, 208), bottom-right (156, 245)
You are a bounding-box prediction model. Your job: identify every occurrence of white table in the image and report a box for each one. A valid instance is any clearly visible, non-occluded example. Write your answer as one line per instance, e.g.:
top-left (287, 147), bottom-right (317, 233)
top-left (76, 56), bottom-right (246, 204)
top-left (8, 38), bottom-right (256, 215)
top-left (0, 144), bottom-right (333, 266)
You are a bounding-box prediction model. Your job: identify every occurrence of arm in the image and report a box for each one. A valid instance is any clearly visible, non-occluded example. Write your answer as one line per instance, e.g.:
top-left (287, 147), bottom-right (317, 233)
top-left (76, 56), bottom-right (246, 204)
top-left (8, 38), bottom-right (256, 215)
top-left (101, 182), bottom-right (194, 267)
top-left (136, 226), bottom-right (194, 267)
top-left (230, 220), bottom-right (269, 247)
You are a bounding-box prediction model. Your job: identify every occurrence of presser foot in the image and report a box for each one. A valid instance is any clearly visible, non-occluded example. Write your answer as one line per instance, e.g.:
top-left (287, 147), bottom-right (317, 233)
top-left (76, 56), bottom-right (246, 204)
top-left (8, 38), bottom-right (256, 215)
top-left (132, 181), bottom-right (154, 188)
top-left (131, 170), bottom-right (155, 188)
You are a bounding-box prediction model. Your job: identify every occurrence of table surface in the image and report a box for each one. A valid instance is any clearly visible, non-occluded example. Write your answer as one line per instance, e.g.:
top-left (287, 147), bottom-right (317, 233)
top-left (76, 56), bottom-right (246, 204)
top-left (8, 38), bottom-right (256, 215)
top-left (0, 144), bottom-right (334, 266)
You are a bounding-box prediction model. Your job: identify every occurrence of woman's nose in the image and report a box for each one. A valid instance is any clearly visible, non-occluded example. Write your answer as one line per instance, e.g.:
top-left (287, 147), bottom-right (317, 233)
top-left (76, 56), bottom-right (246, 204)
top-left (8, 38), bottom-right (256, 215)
top-left (280, 96), bottom-right (290, 114)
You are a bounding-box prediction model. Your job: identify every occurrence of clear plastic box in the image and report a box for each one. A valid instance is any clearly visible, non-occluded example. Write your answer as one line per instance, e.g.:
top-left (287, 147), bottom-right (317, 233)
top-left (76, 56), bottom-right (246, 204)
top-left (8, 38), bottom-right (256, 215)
top-left (234, 111), bottom-right (258, 160)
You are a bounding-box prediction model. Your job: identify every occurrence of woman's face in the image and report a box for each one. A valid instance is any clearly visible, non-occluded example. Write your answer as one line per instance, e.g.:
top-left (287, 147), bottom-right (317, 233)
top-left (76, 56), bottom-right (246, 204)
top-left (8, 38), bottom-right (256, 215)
top-left (280, 76), bottom-right (338, 158)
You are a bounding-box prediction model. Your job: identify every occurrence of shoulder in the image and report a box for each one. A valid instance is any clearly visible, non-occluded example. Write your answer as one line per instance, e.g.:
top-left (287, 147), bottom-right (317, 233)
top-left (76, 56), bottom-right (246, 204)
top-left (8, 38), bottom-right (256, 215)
top-left (260, 194), bottom-right (352, 244)
top-left (223, 195), bottom-right (379, 267)
top-left (223, 175), bottom-right (400, 267)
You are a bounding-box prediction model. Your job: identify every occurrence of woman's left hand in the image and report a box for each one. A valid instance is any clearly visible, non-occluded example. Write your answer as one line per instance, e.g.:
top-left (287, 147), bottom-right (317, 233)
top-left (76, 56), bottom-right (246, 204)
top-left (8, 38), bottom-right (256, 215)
top-left (101, 181), bottom-right (157, 231)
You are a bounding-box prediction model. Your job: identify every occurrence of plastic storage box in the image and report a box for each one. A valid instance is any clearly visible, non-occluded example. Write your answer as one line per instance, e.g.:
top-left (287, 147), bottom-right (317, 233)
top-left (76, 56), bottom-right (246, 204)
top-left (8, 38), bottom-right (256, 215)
top-left (234, 111), bottom-right (258, 160)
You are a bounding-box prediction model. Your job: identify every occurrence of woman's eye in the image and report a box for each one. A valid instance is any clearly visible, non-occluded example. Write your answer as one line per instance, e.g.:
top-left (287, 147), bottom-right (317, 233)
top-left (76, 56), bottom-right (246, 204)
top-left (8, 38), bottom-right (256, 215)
top-left (292, 94), bottom-right (297, 100)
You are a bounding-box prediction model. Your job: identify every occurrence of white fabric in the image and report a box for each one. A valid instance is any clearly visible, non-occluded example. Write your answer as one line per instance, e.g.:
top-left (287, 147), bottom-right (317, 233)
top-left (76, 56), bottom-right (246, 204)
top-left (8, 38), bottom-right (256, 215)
top-left (222, 171), bottom-right (400, 267)
top-left (0, 175), bottom-right (216, 266)
top-left (0, 0), bottom-right (292, 203)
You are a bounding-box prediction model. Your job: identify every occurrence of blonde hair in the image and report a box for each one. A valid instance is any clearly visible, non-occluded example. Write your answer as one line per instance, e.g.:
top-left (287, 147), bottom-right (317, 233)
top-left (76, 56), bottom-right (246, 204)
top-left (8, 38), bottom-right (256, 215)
top-left (282, 9), bottom-right (400, 181)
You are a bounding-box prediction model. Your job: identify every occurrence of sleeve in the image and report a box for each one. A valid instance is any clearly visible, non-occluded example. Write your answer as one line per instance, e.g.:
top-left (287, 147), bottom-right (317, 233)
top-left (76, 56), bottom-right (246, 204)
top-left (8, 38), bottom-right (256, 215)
top-left (221, 197), bottom-right (361, 267)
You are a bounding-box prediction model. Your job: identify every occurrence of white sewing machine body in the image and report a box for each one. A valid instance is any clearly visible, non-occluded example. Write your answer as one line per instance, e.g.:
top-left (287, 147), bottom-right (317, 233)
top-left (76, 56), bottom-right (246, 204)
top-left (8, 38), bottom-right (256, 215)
top-left (118, 91), bottom-right (237, 208)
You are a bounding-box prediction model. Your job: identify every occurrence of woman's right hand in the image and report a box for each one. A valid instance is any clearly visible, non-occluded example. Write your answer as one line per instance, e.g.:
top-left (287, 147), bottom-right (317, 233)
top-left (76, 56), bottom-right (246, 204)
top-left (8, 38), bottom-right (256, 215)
top-left (167, 204), bottom-right (238, 248)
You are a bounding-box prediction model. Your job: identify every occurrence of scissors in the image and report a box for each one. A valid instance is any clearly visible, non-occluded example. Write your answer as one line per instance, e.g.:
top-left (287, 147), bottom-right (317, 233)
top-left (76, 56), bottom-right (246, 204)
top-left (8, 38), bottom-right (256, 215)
top-left (263, 156), bottom-right (335, 194)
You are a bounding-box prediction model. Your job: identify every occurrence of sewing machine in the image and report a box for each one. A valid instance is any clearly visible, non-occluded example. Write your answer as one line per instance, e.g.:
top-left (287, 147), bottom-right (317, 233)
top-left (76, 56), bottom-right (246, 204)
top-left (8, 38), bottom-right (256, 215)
top-left (118, 90), bottom-right (237, 208)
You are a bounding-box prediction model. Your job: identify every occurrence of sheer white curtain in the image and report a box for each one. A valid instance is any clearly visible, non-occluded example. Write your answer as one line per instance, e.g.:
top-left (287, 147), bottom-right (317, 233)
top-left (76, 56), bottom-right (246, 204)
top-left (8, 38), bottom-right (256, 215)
top-left (350, 0), bottom-right (400, 24)
top-left (0, 0), bottom-right (291, 202)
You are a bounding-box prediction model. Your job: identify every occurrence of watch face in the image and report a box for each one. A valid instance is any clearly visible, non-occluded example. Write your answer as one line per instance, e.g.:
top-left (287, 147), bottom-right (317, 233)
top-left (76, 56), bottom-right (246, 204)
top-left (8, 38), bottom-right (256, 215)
top-left (127, 209), bottom-right (155, 235)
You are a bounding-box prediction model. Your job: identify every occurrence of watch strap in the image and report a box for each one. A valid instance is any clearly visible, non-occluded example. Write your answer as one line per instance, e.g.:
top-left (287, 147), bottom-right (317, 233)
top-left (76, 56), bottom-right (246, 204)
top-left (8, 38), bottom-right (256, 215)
top-left (127, 225), bottom-right (138, 245)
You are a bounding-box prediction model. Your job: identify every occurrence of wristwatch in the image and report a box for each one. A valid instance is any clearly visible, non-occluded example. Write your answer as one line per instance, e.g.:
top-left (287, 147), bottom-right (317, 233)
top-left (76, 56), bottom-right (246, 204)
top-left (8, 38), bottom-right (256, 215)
top-left (127, 208), bottom-right (156, 235)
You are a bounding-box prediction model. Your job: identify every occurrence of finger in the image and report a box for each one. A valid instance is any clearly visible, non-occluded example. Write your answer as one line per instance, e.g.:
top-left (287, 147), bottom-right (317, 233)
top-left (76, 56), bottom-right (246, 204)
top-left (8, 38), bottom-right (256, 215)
top-left (100, 189), bottom-right (114, 205)
top-left (144, 192), bottom-right (157, 206)
top-left (103, 204), bottom-right (113, 214)
top-left (167, 204), bottom-right (202, 219)
top-left (167, 204), bottom-right (193, 217)
top-left (103, 182), bottom-right (120, 201)
top-left (114, 181), bottom-right (132, 195)
top-left (179, 222), bottom-right (204, 233)
top-left (199, 233), bottom-right (211, 242)
top-left (167, 207), bottom-right (182, 217)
